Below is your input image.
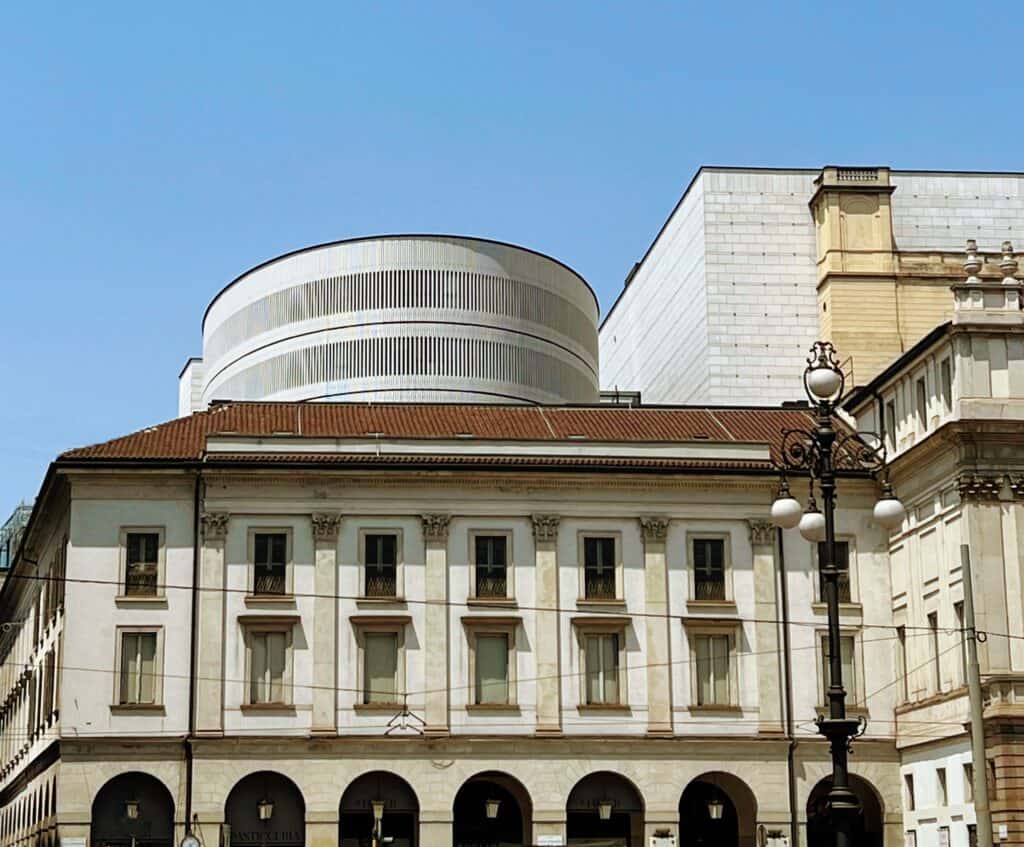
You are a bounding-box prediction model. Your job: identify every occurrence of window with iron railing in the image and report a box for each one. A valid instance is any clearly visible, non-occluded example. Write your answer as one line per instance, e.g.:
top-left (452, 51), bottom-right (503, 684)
top-left (365, 533), bottom-right (398, 597)
top-left (253, 533), bottom-right (287, 595)
top-left (693, 538), bottom-right (726, 601)
top-left (474, 535), bottom-right (508, 598)
top-left (583, 536), bottom-right (616, 599)
top-left (125, 532), bottom-right (160, 596)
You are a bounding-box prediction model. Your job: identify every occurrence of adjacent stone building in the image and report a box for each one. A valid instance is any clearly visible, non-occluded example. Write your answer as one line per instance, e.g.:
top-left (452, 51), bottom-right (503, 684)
top-left (0, 404), bottom-right (901, 847)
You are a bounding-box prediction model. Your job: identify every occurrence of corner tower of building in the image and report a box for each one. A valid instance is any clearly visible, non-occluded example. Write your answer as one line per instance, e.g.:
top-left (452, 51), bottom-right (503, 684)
top-left (179, 235), bottom-right (599, 414)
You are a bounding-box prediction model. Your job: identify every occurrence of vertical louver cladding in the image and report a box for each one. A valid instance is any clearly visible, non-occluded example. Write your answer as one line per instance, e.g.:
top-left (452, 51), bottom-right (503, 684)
top-left (198, 235), bottom-right (600, 406)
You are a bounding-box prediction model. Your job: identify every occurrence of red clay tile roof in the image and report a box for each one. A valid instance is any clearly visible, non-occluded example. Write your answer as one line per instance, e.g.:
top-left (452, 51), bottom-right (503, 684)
top-left (58, 402), bottom-right (850, 471)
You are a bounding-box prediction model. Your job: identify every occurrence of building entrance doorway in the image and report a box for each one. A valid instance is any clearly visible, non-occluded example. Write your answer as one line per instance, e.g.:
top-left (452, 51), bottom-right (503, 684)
top-left (225, 771), bottom-right (305, 847)
top-left (452, 772), bottom-right (532, 847)
top-left (566, 772), bottom-right (644, 847)
top-left (806, 775), bottom-right (883, 847)
top-left (91, 772), bottom-right (174, 847)
top-left (340, 771), bottom-right (419, 847)
top-left (678, 771), bottom-right (757, 847)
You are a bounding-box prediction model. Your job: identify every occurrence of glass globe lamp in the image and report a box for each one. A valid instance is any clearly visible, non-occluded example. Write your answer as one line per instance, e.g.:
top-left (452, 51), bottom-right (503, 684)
top-left (873, 483), bottom-right (906, 531)
top-left (798, 508), bottom-right (827, 542)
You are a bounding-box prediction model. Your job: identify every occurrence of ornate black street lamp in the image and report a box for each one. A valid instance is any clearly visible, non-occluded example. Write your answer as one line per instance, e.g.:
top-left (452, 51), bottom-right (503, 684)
top-left (771, 341), bottom-right (905, 847)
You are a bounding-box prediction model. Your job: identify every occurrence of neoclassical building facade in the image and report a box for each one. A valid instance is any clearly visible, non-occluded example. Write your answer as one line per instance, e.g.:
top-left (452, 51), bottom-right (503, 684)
top-left (0, 404), bottom-right (902, 847)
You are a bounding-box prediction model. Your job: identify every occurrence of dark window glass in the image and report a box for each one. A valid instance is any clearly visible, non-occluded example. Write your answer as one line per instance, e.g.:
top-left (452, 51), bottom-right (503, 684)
top-left (365, 534), bottom-right (398, 597)
top-left (254, 533), bottom-right (287, 595)
top-left (817, 541), bottom-right (851, 603)
top-left (583, 537), bottom-right (616, 599)
top-left (125, 532), bottom-right (159, 596)
top-left (693, 538), bottom-right (726, 601)
top-left (474, 535), bottom-right (507, 598)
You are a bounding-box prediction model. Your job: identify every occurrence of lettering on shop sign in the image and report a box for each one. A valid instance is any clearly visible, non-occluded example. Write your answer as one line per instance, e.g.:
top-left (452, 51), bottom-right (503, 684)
top-left (232, 832), bottom-right (304, 843)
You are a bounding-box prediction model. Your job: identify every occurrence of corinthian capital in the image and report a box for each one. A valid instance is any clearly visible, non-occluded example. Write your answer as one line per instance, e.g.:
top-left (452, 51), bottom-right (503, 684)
top-left (531, 514), bottom-right (560, 542)
top-left (311, 513), bottom-right (342, 541)
top-left (421, 514), bottom-right (451, 542)
top-left (639, 517), bottom-right (669, 542)
top-left (747, 519), bottom-right (775, 547)
top-left (200, 512), bottom-right (230, 541)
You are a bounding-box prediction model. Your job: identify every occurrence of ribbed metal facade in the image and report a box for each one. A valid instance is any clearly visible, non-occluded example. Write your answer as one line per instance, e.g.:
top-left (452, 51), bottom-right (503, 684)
top-left (187, 235), bottom-right (599, 410)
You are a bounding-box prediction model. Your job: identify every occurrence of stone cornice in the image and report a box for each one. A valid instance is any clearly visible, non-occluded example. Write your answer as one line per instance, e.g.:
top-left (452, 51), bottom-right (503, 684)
top-left (311, 512), bottom-right (342, 541)
top-left (639, 517), bottom-right (669, 542)
top-left (421, 514), bottom-right (451, 542)
top-left (958, 473), bottom-right (1005, 501)
top-left (531, 514), bottom-right (560, 542)
top-left (200, 512), bottom-right (230, 540)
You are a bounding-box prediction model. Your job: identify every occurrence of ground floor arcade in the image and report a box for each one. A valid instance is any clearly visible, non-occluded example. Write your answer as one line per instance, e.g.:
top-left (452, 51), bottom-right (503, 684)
top-left (9, 737), bottom-right (903, 847)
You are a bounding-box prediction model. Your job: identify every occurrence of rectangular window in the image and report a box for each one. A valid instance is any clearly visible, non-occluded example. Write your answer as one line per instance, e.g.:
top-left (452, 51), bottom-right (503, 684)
top-left (249, 630), bottom-right (287, 704)
top-left (119, 632), bottom-right (157, 705)
top-left (886, 401), bottom-right (898, 450)
top-left (905, 833), bottom-right (917, 847)
top-left (365, 534), bottom-right (398, 598)
top-left (583, 537), bottom-right (616, 600)
top-left (940, 359), bottom-right (953, 413)
top-left (125, 532), bottom-right (160, 596)
top-left (916, 377), bottom-right (928, 428)
top-left (968, 825), bottom-right (977, 847)
top-left (474, 535), bottom-right (508, 599)
top-left (585, 633), bottom-right (619, 704)
top-left (904, 773), bottom-right (916, 811)
top-left (896, 626), bottom-right (908, 702)
top-left (821, 635), bottom-right (856, 703)
top-left (937, 767), bottom-right (948, 806)
top-left (928, 612), bottom-right (941, 693)
top-left (938, 827), bottom-right (950, 847)
top-left (693, 538), bottom-right (726, 601)
top-left (364, 632), bottom-right (399, 703)
top-left (817, 540), bottom-right (851, 603)
top-left (475, 634), bottom-right (509, 704)
top-left (253, 532), bottom-right (287, 596)
top-left (955, 602), bottom-right (968, 686)
top-left (695, 634), bottom-right (730, 705)
top-left (964, 762), bottom-right (974, 803)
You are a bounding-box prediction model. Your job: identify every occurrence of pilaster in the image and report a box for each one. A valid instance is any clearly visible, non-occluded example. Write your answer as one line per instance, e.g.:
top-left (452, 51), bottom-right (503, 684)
top-left (311, 513), bottom-right (342, 735)
top-left (532, 514), bottom-right (562, 736)
top-left (422, 514), bottom-right (451, 737)
top-left (196, 512), bottom-right (229, 736)
top-left (748, 518), bottom-right (783, 734)
top-left (640, 517), bottom-right (672, 735)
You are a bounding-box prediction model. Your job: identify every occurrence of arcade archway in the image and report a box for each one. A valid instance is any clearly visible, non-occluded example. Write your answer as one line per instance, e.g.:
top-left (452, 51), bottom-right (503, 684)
top-left (453, 771), bottom-right (532, 847)
top-left (679, 772), bottom-right (757, 847)
top-left (91, 772), bottom-right (174, 847)
top-left (566, 771), bottom-right (644, 847)
top-left (340, 771), bottom-right (419, 847)
top-left (225, 771), bottom-right (305, 847)
top-left (806, 774), bottom-right (883, 847)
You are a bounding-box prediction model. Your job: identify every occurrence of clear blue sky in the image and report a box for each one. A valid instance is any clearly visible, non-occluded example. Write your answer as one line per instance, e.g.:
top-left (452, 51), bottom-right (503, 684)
top-left (1, 0), bottom-right (1019, 514)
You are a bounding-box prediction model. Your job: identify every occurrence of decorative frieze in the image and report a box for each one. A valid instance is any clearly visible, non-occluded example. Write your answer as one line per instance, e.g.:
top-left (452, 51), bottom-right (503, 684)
top-left (957, 473), bottom-right (1003, 502)
top-left (1007, 476), bottom-right (1024, 500)
top-left (200, 512), bottom-right (230, 540)
top-left (531, 514), bottom-right (560, 542)
top-left (421, 514), bottom-right (451, 542)
top-left (311, 512), bottom-right (342, 541)
top-left (639, 517), bottom-right (669, 542)
top-left (747, 519), bottom-right (775, 547)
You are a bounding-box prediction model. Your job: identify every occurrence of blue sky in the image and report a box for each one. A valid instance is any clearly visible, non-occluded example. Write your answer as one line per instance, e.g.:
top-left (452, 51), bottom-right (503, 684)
top-left (1, 0), bottom-right (1019, 513)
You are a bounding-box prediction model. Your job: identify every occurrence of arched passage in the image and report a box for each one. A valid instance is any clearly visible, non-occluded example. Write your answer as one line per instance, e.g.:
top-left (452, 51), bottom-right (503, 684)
top-left (566, 771), bottom-right (644, 847)
top-left (806, 774), bottom-right (883, 847)
top-left (225, 771), bottom-right (305, 847)
top-left (679, 772), bottom-right (757, 847)
top-left (340, 771), bottom-right (419, 847)
top-left (453, 771), bottom-right (532, 847)
top-left (91, 772), bottom-right (174, 847)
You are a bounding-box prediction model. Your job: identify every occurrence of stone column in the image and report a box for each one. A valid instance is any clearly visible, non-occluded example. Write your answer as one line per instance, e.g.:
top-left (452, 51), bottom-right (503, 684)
top-left (311, 513), bottom-right (342, 735)
top-left (419, 812), bottom-right (453, 847)
top-left (196, 511), bottom-right (229, 736)
top-left (640, 517), bottom-right (672, 735)
top-left (748, 518), bottom-right (783, 734)
top-left (532, 514), bottom-right (562, 736)
top-left (422, 514), bottom-right (451, 737)
top-left (306, 811), bottom-right (339, 847)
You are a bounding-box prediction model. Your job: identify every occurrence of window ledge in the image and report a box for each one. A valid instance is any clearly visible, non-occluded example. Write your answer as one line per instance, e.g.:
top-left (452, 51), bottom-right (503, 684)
top-left (354, 702), bottom-right (404, 712)
top-left (466, 597), bottom-right (518, 609)
top-left (240, 703), bottom-right (296, 714)
top-left (244, 594), bottom-right (296, 608)
top-left (114, 595), bottom-right (168, 608)
top-left (576, 598), bottom-right (627, 611)
top-left (688, 704), bottom-right (743, 715)
top-left (355, 597), bottom-right (407, 608)
top-left (466, 703), bottom-right (521, 713)
top-left (686, 600), bottom-right (738, 613)
top-left (811, 602), bottom-right (862, 617)
top-left (110, 704), bottom-right (166, 715)
top-left (577, 704), bottom-right (631, 714)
